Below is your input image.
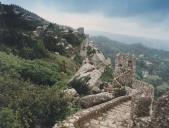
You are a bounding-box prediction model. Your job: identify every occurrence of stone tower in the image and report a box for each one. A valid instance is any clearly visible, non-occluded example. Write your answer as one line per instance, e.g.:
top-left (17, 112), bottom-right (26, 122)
top-left (114, 53), bottom-right (136, 87)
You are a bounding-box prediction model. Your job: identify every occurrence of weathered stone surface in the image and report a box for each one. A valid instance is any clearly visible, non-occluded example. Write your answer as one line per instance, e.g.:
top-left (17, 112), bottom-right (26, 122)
top-left (114, 53), bottom-right (136, 86)
top-left (132, 80), bottom-right (154, 97)
top-left (130, 80), bottom-right (154, 128)
top-left (64, 88), bottom-right (79, 97)
top-left (80, 100), bottom-right (131, 128)
top-left (80, 38), bottom-right (111, 69)
top-left (131, 95), bottom-right (152, 119)
top-left (151, 91), bottom-right (169, 128)
top-left (79, 92), bottom-right (114, 108)
top-left (54, 96), bottom-right (131, 128)
top-left (88, 43), bottom-right (111, 70)
top-left (132, 117), bottom-right (151, 128)
top-left (70, 37), bottom-right (111, 95)
top-left (54, 53), bottom-right (156, 128)
top-left (69, 63), bottom-right (102, 95)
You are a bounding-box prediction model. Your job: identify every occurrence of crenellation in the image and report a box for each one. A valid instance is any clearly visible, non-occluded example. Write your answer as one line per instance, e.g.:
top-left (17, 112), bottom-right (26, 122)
top-left (114, 53), bottom-right (136, 88)
top-left (115, 53), bottom-right (136, 78)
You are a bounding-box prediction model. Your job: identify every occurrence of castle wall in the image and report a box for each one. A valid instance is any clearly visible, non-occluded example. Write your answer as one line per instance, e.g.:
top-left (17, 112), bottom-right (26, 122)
top-left (54, 96), bottom-right (131, 128)
top-left (115, 53), bottom-right (136, 78)
top-left (130, 80), bottom-right (154, 128)
top-left (54, 53), bottom-right (155, 128)
top-left (114, 53), bottom-right (136, 87)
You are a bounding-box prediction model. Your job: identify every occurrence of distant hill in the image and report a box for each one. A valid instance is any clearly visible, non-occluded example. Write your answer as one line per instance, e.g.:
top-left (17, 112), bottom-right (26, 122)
top-left (88, 31), bottom-right (169, 51)
top-left (91, 36), bottom-right (169, 97)
top-left (91, 36), bottom-right (169, 60)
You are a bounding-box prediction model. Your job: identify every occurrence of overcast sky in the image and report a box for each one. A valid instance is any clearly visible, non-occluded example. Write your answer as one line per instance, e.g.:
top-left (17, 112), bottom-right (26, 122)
top-left (1, 0), bottom-right (169, 40)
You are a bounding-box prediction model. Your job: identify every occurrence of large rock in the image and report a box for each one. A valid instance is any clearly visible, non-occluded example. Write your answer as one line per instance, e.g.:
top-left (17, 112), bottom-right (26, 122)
top-left (69, 63), bottom-right (102, 95)
top-left (88, 43), bottom-right (111, 70)
top-left (80, 37), bottom-right (111, 68)
top-left (79, 92), bottom-right (114, 108)
top-left (70, 37), bottom-right (111, 95)
top-left (151, 91), bottom-right (169, 128)
top-left (64, 88), bottom-right (79, 97)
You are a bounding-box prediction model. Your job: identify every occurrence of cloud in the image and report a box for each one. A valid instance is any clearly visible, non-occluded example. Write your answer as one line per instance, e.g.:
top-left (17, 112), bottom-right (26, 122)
top-left (33, 6), bottom-right (169, 40)
top-left (47, 0), bottom-right (169, 20)
top-left (1, 0), bottom-right (169, 40)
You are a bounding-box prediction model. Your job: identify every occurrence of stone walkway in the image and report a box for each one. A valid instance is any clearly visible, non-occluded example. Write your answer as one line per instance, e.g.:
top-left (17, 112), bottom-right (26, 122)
top-left (80, 101), bottom-right (131, 128)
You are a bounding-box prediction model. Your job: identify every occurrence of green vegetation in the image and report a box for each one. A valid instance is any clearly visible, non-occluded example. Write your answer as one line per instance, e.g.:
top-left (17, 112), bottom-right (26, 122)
top-left (0, 108), bottom-right (21, 128)
top-left (0, 51), bottom-right (78, 127)
top-left (101, 65), bottom-right (114, 82)
top-left (0, 75), bottom-right (75, 128)
top-left (73, 53), bottom-right (83, 66)
top-left (0, 52), bottom-right (75, 86)
top-left (0, 3), bottom-right (86, 127)
top-left (87, 46), bottom-right (96, 56)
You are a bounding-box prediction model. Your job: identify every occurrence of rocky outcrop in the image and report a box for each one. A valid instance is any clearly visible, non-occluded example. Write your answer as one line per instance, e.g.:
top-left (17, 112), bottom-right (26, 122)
top-left (64, 88), bottom-right (79, 97)
top-left (79, 92), bottom-right (114, 108)
top-left (86, 43), bottom-right (111, 70)
top-left (69, 37), bottom-right (111, 95)
top-left (69, 63), bottom-right (102, 94)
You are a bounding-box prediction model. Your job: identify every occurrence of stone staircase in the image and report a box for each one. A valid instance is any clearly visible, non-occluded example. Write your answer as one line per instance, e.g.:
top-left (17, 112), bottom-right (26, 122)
top-left (80, 100), bottom-right (131, 128)
top-left (54, 96), bottom-right (131, 128)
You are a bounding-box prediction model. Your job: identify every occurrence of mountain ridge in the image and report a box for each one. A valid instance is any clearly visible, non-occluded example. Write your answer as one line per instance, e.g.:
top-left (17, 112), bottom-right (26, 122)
top-left (88, 31), bottom-right (169, 51)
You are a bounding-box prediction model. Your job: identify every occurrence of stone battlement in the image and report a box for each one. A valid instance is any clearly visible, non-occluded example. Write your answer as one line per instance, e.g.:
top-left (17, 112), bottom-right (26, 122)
top-left (54, 53), bottom-right (155, 128)
top-left (115, 53), bottom-right (136, 78)
top-left (132, 79), bottom-right (154, 97)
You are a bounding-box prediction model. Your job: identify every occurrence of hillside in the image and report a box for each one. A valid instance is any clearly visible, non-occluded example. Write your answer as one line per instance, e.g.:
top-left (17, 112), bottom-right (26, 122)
top-left (0, 3), bottom-right (86, 59)
top-left (91, 36), bottom-right (169, 97)
top-left (0, 3), bottom-right (112, 128)
top-left (0, 3), bottom-right (87, 128)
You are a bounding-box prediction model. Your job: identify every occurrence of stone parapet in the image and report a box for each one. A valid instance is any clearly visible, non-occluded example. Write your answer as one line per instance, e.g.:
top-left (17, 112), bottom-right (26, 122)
top-left (54, 96), bottom-right (131, 128)
top-left (132, 80), bottom-right (154, 97)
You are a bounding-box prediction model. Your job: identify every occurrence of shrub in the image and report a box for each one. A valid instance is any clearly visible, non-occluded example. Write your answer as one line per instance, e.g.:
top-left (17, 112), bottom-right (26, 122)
top-left (20, 60), bottom-right (59, 85)
top-left (101, 65), bottom-right (114, 82)
top-left (0, 52), bottom-right (75, 86)
top-left (87, 46), bottom-right (96, 56)
top-left (0, 108), bottom-right (21, 128)
top-left (73, 53), bottom-right (83, 66)
top-left (11, 87), bottom-right (74, 128)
